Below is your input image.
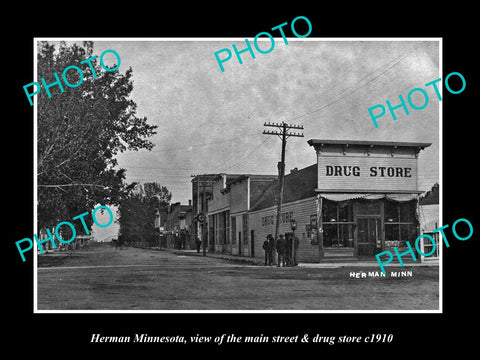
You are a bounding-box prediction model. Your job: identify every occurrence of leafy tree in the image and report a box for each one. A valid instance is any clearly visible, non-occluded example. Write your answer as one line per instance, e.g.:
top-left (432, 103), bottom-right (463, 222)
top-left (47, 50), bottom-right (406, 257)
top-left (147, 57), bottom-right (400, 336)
top-left (117, 183), bottom-right (171, 245)
top-left (143, 182), bottom-right (172, 204)
top-left (37, 41), bottom-right (157, 233)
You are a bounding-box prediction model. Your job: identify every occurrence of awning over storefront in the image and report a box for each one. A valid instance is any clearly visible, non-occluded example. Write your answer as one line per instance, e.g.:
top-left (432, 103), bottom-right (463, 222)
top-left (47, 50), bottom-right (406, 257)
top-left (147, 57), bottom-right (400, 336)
top-left (319, 193), bottom-right (419, 202)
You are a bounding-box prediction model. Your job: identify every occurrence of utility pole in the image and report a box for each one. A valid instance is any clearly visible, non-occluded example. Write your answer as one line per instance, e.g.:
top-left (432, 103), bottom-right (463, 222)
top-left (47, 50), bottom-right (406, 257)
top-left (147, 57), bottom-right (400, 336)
top-left (263, 122), bottom-right (304, 265)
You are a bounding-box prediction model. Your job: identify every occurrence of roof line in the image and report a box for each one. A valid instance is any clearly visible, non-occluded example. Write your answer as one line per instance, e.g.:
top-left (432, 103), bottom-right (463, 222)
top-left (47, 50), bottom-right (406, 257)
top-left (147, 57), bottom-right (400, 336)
top-left (307, 139), bottom-right (432, 148)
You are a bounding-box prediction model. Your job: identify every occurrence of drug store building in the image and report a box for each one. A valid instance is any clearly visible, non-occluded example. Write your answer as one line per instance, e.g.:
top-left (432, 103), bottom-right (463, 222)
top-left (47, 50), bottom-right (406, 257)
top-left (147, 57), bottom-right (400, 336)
top-left (248, 139), bottom-right (431, 262)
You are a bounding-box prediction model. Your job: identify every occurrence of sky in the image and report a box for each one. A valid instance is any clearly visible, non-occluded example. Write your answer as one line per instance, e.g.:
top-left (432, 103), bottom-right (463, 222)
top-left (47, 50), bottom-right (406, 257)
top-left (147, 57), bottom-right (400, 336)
top-left (46, 38), bottom-right (441, 240)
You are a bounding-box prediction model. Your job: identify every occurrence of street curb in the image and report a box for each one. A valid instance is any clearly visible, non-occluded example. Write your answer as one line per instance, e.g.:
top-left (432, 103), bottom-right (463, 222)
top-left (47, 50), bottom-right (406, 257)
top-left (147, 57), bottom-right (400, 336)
top-left (172, 250), bottom-right (265, 266)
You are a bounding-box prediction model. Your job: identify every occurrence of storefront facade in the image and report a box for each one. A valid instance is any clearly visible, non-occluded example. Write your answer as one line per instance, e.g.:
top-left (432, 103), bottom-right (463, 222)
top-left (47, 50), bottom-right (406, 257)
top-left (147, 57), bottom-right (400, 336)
top-left (248, 164), bottom-right (320, 263)
top-left (308, 139), bottom-right (431, 260)
top-left (249, 196), bottom-right (319, 263)
top-left (207, 174), bottom-right (234, 254)
top-left (207, 173), bottom-right (277, 255)
top-left (205, 139), bottom-right (432, 263)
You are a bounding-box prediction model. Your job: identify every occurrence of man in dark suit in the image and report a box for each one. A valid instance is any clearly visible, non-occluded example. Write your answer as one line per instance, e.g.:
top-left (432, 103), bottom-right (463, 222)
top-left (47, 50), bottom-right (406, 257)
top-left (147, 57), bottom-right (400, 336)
top-left (267, 234), bottom-right (275, 265)
top-left (263, 235), bottom-right (271, 266)
top-left (285, 232), bottom-right (292, 266)
top-left (276, 234), bottom-right (286, 267)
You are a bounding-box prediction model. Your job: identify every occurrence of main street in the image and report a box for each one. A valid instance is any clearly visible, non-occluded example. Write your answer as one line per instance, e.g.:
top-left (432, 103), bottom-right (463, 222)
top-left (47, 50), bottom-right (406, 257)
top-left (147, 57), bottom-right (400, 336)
top-left (37, 243), bottom-right (439, 311)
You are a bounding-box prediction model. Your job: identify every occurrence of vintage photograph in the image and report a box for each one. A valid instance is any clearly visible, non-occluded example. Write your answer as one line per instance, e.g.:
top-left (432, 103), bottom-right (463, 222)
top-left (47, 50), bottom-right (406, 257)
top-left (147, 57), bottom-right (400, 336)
top-left (33, 38), bottom-right (440, 311)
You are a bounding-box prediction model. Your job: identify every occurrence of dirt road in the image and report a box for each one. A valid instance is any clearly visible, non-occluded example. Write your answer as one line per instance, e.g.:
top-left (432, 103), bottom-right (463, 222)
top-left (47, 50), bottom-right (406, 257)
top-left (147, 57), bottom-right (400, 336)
top-left (36, 243), bottom-right (439, 311)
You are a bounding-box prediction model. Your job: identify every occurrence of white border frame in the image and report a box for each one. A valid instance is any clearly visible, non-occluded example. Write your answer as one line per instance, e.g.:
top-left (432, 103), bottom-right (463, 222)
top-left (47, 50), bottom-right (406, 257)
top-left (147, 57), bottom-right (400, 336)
top-left (33, 37), bottom-right (443, 314)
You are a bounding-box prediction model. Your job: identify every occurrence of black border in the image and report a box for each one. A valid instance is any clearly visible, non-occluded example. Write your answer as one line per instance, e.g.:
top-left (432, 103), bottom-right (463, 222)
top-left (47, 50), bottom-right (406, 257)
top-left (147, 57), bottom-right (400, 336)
top-left (7, 6), bottom-right (477, 355)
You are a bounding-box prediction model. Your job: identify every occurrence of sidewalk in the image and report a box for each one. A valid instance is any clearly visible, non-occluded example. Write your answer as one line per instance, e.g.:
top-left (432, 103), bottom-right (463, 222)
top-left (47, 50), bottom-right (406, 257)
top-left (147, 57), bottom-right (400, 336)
top-left (168, 248), bottom-right (439, 269)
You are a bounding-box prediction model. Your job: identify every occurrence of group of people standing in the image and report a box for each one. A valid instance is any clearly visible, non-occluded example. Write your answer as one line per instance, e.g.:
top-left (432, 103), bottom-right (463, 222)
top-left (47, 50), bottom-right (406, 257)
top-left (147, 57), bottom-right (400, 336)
top-left (262, 233), bottom-right (299, 267)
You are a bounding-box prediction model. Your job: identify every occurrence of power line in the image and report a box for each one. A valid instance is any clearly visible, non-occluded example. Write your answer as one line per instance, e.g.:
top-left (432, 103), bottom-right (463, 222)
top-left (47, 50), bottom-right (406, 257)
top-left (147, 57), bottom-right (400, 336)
top-left (127, 173), bottom-right (201, 178)
top-left (38, 183), bottom-right (106, 188)
top-left (286, 52), bottom-right (411, 122)
top-left (119, 166), bottom-right (206, 171)
top-left (222, 136), bottom-right (273, 171)
top-left (119, 50), bottom-right (414, 170)
top-left (121, 134), bottom-right (262, 155)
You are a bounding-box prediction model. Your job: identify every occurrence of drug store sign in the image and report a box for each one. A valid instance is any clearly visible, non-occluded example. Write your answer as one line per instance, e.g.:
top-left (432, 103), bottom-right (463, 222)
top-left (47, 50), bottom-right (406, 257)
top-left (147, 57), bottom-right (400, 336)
top-left (317, 155), bottom-right (419, 193)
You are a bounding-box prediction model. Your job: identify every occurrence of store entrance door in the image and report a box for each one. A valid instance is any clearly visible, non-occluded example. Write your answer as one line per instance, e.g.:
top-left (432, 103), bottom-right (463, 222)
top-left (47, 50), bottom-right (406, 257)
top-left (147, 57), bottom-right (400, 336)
top-left (356, 216), bottom-right (381, 257)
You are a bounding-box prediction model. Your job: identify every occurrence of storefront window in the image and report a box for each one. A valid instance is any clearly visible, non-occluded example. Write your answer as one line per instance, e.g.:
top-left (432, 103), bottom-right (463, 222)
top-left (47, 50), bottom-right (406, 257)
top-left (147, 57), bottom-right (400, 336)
top-left (323, 224), bottom-right (337, 247)
top-left (225, 211), bottom-right (230, 244)
top-left (231, 216), bottom-right (236, 245)
top-left (322, 200), bottom-right (337, 222)
top-left (385, 200), bottom-right (399, 222)
top-left (385, 224), bottom-right (399, 244)
top-left (217, 213), bottom-right (225, 245)
top-left (323, 223), bottom-right (354, 248)
top-left (384, 200), bottom-right (416, 247)
top-left (338, 201), bottom-right (352, 222)
top-left (400, 201), bottom-right (415, 222)
top-left (322, 200), bottom-right (354, 248)
top-left (357, 200), bottom-right (381, 215)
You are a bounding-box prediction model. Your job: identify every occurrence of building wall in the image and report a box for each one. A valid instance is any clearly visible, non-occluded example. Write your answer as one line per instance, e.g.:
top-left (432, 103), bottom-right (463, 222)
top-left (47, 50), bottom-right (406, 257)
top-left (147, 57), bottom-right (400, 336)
top-left (208, 176), bottom-right (231, 254)
top-left (419, 204), bottom-right (439, 233)
top-left (191, 176), bottom-right (215, 249)
top-left (231, 213), bottom-right (246, 255)
top-left (230, 180), bottom-right (249, 215)
top-left (206, 175), bottom-right (277, 256)
top-left (229, 178), bottom-right (249, 256)
top-left (249, 197), bottom-right (319, 263)
top-left (212, 210), bottom-right (231, 253)
top-left (418, 203), bottom-right (440, 261)
top-left (209, 176), bottom-right (230, 213)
